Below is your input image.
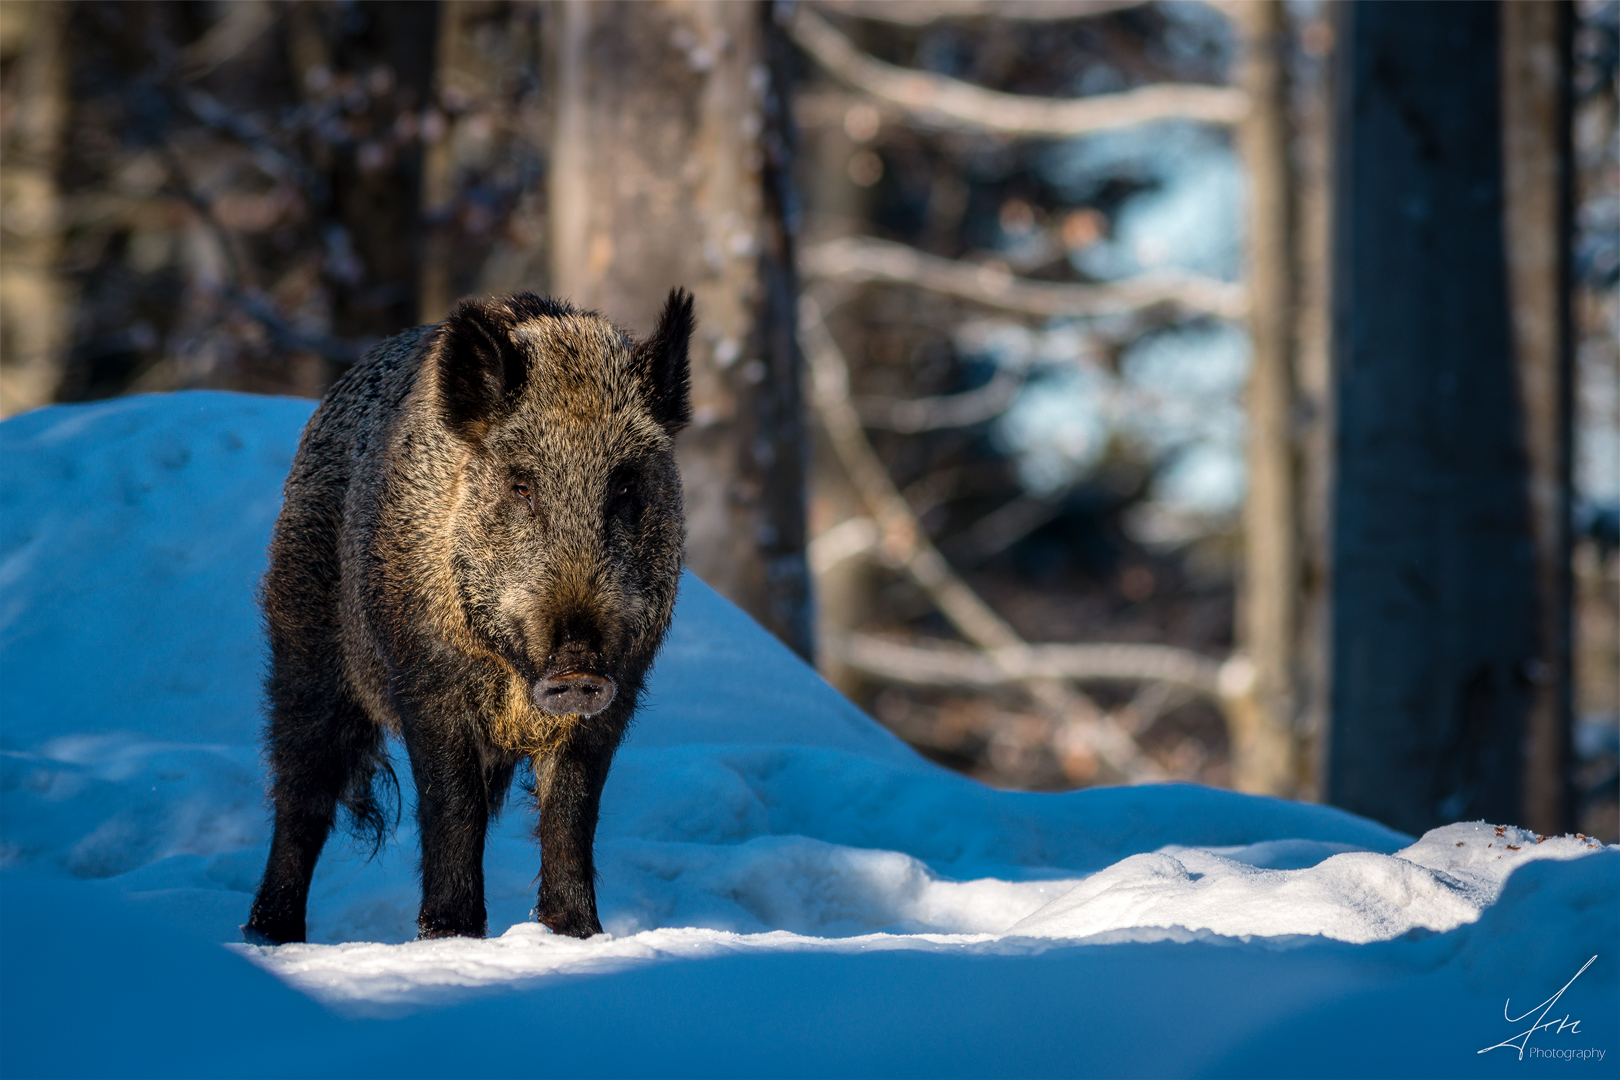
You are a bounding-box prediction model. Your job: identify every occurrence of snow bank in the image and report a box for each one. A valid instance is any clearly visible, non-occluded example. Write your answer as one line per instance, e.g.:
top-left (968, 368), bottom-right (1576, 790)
top-left (2, 392), bottom-right (1615, 1078)
top-left (1010, 822), bottom-right (1603, 945)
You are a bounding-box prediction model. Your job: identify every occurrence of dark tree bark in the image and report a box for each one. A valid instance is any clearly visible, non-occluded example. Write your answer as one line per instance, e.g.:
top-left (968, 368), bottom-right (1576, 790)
top-left (548, 0), bottom-right (812, 658)
top-left (1328, 0), bottom-right (1556, 835)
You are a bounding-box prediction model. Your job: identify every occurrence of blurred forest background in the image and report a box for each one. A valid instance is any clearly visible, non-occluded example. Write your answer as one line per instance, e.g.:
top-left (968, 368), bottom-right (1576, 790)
top-left (1, 0), bottom-right (1615, 841)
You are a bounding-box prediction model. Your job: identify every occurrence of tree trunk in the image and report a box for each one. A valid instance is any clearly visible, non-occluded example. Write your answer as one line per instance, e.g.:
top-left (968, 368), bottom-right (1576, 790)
top-left (799, 83), bottom-right (878, 696)
top-left (1232, 0), bottom-right (1301, 798)
top-left (0, 0), bottom-right (70, 416)
top-left (1501, 0), bottom-right (1575, 835)
top-left (1327, 0), bottom-right (1539, 835)
top-left (548, 0), bottom-right (812, 658)
top-left (1287, 0), bottom-right (1339, 804)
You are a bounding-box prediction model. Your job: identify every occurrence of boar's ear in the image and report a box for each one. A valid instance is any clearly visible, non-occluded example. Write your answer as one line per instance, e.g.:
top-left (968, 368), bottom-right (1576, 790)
top-left (635, 288), bottom-right (694, 435)
top-left (435, 298), bottom-right (530, 441)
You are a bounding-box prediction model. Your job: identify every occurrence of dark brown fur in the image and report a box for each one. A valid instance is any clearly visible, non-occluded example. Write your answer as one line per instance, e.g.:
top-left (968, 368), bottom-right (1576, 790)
top-left (245, 290), bottom-right (692, 943)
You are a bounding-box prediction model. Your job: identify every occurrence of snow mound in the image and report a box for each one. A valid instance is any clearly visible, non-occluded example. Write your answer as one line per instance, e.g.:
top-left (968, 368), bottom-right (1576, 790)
top-left (1010, 822), bottom-right (1601, 944)
top-left (3, 393), bottom-right (1616, 1077)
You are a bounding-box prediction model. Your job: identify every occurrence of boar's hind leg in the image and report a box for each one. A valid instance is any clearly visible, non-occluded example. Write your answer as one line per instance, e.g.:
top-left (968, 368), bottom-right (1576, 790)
top-left (535, 724), bottom-right (617, 938)
top-left (247, 686), bottom-right (384, 946)
top-left (404, 720), bottom-right (491, 939)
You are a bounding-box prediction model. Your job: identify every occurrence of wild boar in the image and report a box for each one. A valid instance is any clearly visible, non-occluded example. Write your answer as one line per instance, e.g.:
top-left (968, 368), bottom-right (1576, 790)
top-left (244, 289), bottom-right (692, 943)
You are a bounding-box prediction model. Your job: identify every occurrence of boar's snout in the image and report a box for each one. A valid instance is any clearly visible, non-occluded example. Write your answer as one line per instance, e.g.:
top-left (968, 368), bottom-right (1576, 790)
top-left (532, 672), bottom-right (616, 717)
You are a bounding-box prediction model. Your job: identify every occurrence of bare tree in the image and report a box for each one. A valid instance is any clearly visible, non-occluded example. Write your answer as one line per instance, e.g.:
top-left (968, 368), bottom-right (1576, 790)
top-left (1327, 0), bottom-right (1564, 835)
top-left (1230, 0), bottom-right (1300, 797)
top-left (792, 1), bottom-right (1255, 787)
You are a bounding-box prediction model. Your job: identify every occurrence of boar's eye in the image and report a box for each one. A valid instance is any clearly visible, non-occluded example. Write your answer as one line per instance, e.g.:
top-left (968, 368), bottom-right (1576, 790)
top-left (510, 482), bottom-right (534, 512)
top-left (606, 478), bottom-right (640, 526)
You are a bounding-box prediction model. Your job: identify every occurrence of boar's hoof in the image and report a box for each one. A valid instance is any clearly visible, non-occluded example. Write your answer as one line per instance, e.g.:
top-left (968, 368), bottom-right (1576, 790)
top-left (538, 908), bottom-right (604, 939)
top-left (417, 912), bottom-right (487, 940)
top-left (533, 672), bottom-right (616, 716)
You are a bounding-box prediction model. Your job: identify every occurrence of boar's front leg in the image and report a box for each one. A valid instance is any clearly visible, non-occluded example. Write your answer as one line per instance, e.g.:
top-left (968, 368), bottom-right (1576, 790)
top-left (403, 717), bottom-right (490, 939)
top-left (534, 722), bottom-right (618, 938)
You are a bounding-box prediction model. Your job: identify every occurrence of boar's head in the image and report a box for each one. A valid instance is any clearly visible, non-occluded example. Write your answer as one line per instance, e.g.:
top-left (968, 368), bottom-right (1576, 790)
top-left (430, 290), bottom-right (692, 722)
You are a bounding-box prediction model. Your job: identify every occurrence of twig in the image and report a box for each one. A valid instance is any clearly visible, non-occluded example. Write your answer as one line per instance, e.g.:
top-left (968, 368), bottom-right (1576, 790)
top-left (809, 516), bottom-right (881, 575)
top-left (171, 85), bottom-right (328, 205)
top-left (804, 294), bottom-right (1034, 654)
top-left (790, 7), bottom-right (1249, 138)
top-left (826, 630), bottom-right (1231, 697)
top-left (157, 146), bottom-right (363, 366)
top-left (854, 362), bottom-right (1025, 432)
top-left (180, 0), bottom-right (280, 78)
top-left (941, 493), bottom-right (1064, 566)
top-left (128, 6), bottom-right (325, 203)
top-left (802, 292), bottom-right (1164, 782)
top-left (801, 236), bottom-right (1248, 320)
top-left (1119, 681), bottom-right (1195, 737)
top-left (813, 1), bottom-right (1148, 25)
top-left (830, 629), bottom-right (1246, 759)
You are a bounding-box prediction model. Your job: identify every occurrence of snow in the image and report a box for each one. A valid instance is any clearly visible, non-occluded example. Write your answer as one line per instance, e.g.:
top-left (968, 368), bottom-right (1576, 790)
top-left (1008, 822), bottom-right (1597, 945)
top-left (2, 391), bottom-right (1617, 1078)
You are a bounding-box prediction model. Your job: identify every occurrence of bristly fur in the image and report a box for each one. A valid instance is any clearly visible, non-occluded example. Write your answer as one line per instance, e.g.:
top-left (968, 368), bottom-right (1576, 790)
top-left (341, 752), bottom-right (400, 857)
top-left (634, 288), bottom-right (695, 434)
top-left (245, 290), bottom-right (692, 945)
top-left (436, 299), bottom-right (531, 440)
top-left (505, 292), bottom-right (581, 323)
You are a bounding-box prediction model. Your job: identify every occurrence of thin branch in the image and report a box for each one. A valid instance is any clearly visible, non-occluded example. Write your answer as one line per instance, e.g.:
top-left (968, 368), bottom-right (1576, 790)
top-left (813, 1), bottom-right (1149, 25)
top-left (789, 6), bottom-right (1249, 138)
top-left (801, 236), bottom-right (1248, 320)
top-left (171, 85), bottom-right (328, 205)
top-left (802, 293), bottom-right (1164, 782)
top-left (130, 7), bottom-right (325, 203)
top-left (804, 294), bottom-right (1032, 655)
top-left (809, 516), bottom-right (882, 575)
top-left (155, 144), bottom-right (257, 289)
top-left (827, 631), bottom-right (1230, 697)
top-left (941, 493), bottom-right (1064, 566)
top-left (157, 146), bottom-right (363, 366)
top-left (180, 0), bottom-right (280, 78)
top-left (1119, 680), bottom-right (1196, 736)
top-left (854, 361), bottom-right (1025, 432)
